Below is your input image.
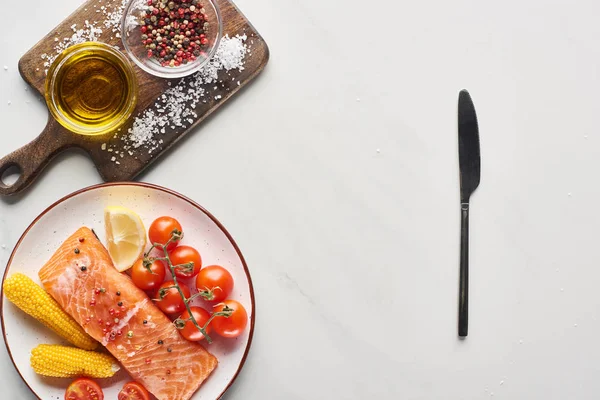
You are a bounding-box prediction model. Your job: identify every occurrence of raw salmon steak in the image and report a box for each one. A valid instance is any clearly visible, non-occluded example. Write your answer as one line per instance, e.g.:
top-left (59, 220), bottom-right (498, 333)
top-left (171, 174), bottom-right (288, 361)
top-left (38, 227), bottom-right (218, 400)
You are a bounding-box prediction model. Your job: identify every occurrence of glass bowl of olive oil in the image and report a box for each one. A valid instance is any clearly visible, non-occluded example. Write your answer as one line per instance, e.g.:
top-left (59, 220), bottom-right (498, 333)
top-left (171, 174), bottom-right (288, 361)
top-left (45, 42), bottom-right (138, 136)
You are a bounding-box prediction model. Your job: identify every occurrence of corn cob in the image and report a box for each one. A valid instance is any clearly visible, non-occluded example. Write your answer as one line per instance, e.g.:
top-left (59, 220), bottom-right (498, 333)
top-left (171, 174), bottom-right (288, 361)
top-left (3, 273), bottom-right (97, 350)
top-left (30, 344), bottom-right (120, 378)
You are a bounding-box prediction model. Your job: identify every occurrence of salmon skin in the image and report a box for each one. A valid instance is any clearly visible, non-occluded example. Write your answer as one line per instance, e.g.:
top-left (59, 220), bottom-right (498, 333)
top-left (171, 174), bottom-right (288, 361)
top-left (39, 227), bottom-right (217, 400)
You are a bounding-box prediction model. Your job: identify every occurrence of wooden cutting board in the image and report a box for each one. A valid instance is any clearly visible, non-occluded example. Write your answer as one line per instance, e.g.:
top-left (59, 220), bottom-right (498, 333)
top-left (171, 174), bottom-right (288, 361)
top-left (0, 0), bottom-right (269, 196)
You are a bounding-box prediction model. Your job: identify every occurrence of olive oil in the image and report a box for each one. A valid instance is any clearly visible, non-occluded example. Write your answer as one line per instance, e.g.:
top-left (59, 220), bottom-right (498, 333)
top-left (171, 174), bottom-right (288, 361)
top-left (45, 42), bottom-right (137, 136)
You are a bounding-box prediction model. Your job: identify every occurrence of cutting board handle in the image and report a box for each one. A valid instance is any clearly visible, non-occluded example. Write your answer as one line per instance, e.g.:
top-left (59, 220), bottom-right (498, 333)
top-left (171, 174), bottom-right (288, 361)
top-left (0, 118), bottom-right (71, 196)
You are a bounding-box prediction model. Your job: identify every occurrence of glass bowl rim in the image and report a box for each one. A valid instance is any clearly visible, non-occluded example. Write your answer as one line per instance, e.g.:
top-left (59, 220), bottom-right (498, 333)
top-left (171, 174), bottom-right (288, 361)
top-left (44, 41), bottom-right (138, 136)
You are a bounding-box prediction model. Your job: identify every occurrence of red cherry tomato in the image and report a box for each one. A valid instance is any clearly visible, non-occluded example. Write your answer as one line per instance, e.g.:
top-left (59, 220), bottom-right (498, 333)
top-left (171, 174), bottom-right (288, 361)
top-left (178, 306), bottom-right (211, 341)
top-left (212, 300), bottom-right (248, 338)
top-left (169, 245), bottom-right (202, 279)
top-left (131, 258), bottom-right (166, 291)
top-left (195, 265), bottom-right (234, 303)
top-left (148, 216), bottom-right (182, 250)
top-left (65, 378), bottom-right (104, 400)
top-left (117, 381), bottom-right (150, 400)
top-left (155, 280), bottom-right (191, 314)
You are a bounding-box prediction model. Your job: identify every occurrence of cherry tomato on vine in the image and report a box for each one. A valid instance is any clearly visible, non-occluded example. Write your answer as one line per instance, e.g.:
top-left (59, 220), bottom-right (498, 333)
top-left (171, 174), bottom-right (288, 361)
top-left (155, 280), bottom-right (191, 314)
top-left (169, 245), bottom-right (202, 279)
top-left (195, 265), bottom-right (233, 303)
top-left (131, 258), bottom-right (166, 291)
top-left (149, 216), bottom-right (182, 250)
top-left (177, 306), bottom-right (212, 341)
top-left (212, 300), bottom-right (248, 338)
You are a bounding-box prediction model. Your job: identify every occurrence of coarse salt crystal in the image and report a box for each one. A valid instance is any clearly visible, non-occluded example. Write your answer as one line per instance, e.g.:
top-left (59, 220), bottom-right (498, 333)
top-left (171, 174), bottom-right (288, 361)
top-left (102, 0), bottom-right (129, 33)
top-left (41, 21), bottom-right (103, 74)
top-left (110, 34), bottom-right (248, 156)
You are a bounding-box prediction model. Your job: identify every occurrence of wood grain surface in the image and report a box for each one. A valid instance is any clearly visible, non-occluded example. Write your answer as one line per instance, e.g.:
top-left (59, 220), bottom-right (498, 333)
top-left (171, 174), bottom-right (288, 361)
top-left (0, 0), bottom-right (269, 196)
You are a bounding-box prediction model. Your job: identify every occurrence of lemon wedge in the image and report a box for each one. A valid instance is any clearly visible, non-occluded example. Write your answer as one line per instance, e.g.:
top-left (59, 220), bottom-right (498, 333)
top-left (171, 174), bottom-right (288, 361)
top-left (104, 206), bottom-right (147, 272)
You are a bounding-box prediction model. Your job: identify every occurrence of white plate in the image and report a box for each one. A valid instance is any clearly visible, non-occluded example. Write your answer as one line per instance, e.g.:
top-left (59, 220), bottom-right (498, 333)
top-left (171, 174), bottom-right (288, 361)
top-left (1, 182), bottom-right (255, 399)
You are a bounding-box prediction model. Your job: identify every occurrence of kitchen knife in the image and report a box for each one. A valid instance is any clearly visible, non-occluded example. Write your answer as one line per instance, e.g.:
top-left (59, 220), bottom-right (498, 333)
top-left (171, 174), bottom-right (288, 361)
top-left (458, 89), bottom-right (480, 338)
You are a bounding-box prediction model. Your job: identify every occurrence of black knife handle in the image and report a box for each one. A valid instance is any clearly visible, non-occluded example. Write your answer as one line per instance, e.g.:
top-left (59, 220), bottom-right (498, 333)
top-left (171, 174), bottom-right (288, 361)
top-left (459, 203), bottom-right (469, 337)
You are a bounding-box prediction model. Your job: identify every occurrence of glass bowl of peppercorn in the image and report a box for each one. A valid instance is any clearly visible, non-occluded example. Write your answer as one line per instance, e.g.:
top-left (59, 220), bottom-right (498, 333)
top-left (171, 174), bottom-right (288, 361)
top-left (121, 0), bottom-right (222, 79)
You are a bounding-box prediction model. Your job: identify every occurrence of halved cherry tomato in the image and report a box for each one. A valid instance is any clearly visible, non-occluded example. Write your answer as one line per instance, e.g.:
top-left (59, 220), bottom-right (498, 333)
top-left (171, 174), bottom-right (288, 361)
top-left (65, 378), bottom-right (104, 400)
top-left (117, 381), bottom-right (150, 400)
top-left (169, 245), bottom-right (202, 279)
top-left (178, 306), bottom-right (212, 341)
top-left (149, 216), bottom-right (182, 250)
top-left (212, 300), bottom-right (248, 338)
top-left (131, 258), bottom-right (166, 291)
top-left (195, 265), bottom-right (234, 303)
top-left (155, 280), bottom-right (191, 314)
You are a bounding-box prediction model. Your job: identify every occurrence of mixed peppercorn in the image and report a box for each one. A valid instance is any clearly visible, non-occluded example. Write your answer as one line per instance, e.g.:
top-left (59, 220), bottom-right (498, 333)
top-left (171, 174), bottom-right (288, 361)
top-left (140, 0), bottom-right (210, 67)
top-left (77, 254), bottom-right (173, 355)
top-left (75, 248), bottom-right (133, 344)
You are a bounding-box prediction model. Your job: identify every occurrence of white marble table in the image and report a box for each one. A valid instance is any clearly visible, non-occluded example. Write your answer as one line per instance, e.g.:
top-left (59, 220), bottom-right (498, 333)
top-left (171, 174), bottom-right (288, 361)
top-left (2, 0), bottom-right (600, 398)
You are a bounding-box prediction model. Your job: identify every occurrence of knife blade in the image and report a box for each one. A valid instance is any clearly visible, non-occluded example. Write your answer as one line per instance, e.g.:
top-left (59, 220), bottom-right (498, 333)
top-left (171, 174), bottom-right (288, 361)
top-left (457, 89), bottom-right (480, 338)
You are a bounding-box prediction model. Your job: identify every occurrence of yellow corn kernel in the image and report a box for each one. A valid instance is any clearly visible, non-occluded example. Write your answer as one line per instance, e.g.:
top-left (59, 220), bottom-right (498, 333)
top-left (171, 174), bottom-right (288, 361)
top-left (30, 344), bottom-right (119, 378)
top-left (3, 273), bottom-right (97, 350)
